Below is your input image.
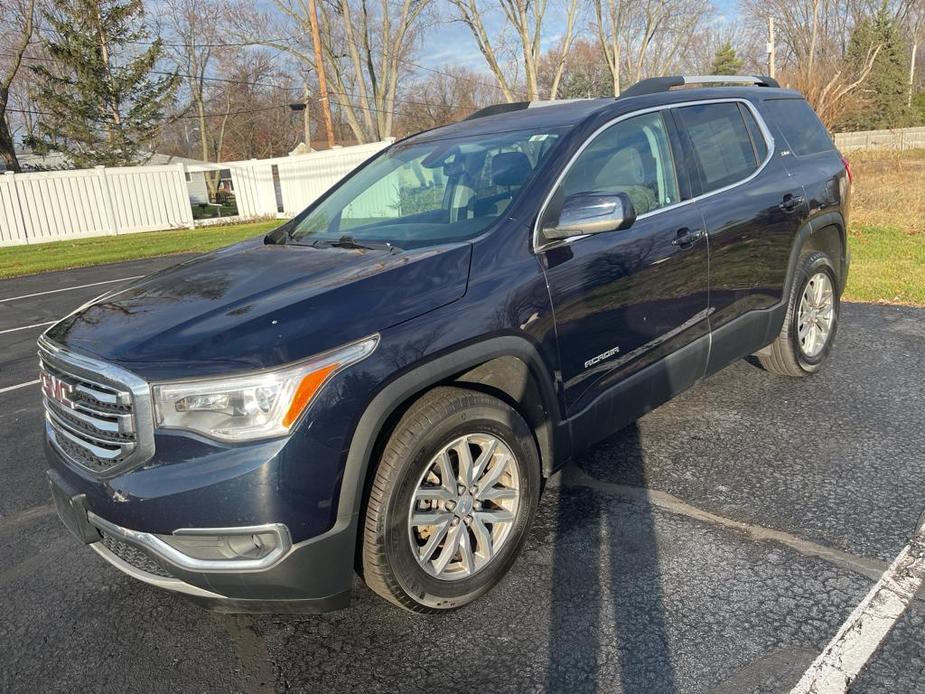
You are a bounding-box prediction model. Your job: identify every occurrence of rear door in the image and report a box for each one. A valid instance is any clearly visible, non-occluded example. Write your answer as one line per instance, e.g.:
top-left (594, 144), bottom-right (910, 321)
top-left (761, 97), bottom-right (850, 280)
top-left (672, 99), bottom-right (805, 367)
top-left (537, 110), bottom-right (710, 424)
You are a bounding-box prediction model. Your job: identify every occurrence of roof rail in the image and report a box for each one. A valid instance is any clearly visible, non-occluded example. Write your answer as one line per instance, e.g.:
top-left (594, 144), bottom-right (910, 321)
top-left (619, 75), bottom-right (780, 98)
top-left (465, 98), bottom-right (589, 121)
top-left (466, 102), bottom-right (530, 120)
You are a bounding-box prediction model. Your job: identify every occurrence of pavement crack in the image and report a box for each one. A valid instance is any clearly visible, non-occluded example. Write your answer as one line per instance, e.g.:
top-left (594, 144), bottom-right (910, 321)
top-left (564, 467), bottom-right (889, 581)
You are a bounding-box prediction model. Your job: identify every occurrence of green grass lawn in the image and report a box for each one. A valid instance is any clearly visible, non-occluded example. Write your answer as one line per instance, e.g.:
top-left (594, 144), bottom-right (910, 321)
top-left (845, 226), bottom-right (925, 305)
top-left (0, 220), bottom-right (280, 279)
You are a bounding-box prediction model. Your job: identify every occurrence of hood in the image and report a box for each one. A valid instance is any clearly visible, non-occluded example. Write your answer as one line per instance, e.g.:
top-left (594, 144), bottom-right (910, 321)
top-left (46, 238), bottom-right (472, 380)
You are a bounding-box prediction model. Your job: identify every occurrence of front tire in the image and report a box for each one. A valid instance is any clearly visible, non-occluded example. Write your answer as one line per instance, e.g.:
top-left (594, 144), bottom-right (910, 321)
top-left (361, 386), bottom-right (540, 613)
top-left (757, 251), bottom-right (840, 377)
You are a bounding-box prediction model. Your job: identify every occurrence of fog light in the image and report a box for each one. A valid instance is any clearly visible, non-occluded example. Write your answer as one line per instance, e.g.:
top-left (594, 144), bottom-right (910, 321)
top-left (159, 530), bottom-right (282, 561)
top-left (152, 523), bottom-right (292, 571)
top-left (87, 513), bottom-right (292, 573)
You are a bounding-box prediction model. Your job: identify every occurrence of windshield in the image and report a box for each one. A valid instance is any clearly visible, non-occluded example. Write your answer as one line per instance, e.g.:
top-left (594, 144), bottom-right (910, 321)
top-left (289, 127), bottom-right (566, 249)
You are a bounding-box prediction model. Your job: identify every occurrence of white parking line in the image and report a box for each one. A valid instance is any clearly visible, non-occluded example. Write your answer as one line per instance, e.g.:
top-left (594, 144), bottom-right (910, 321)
top-left (0, 320), bottom-right (56, 336)
top-left (0, 379), bottom-right (40, 394)
top-left (0, 275), bottom-right (144, 303)
top-left (791, 532), bottom-right (925, 693)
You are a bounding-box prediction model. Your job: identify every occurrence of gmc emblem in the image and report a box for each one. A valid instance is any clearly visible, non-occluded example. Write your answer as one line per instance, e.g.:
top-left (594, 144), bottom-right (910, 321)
top-left (41, 371), bottom-right (76, 409)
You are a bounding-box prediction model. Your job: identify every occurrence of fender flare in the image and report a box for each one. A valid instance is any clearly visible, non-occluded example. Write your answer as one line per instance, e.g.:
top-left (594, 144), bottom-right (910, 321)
top-left (772, 211), bottom-right (847, 333)
top-left (328, 335), bottom-right (565, 549)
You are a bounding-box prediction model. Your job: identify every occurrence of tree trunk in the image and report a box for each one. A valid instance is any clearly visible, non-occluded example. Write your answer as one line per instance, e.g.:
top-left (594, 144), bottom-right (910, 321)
top-left (0, 102), bottom-right (22, 172)
top-left (1, 0), bottom-right (35, 172)
top-left (195, 97), bottom-right (218, 199)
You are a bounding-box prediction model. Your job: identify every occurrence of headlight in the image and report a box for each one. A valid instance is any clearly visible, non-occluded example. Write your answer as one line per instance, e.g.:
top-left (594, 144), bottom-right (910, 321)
top-left (152, 335), bottom-right (378, 442)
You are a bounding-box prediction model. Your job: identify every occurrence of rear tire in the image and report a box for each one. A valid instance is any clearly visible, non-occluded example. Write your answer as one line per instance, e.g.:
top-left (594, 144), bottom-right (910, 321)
top-left (757, 251), bottom-right (839, 377)
top-left (361, 386), bottom-right (540, 613)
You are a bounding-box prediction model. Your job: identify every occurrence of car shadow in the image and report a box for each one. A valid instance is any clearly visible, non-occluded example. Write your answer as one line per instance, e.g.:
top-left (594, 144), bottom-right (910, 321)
top-left (546, 422), bottom-right (678, 693)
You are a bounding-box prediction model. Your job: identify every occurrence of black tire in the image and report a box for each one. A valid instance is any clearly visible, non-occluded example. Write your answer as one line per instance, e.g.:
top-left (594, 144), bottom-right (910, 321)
top-left (361, 386), bottom-right (540, 613)
top-left (757, 250), bottom-right (840, 377)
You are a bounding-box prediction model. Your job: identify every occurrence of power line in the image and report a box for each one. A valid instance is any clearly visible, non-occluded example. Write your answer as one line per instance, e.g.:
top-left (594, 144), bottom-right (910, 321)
top-left (0, 50), bottom-right (303, 93)
top-left (21, 30), bottom-right (512, 97)
top-left (1, 49), bottom-right (487, 116)
top-left (25, 37), bottom-right (296, 49)
top-left (6, 103), bottom-right (294, 121)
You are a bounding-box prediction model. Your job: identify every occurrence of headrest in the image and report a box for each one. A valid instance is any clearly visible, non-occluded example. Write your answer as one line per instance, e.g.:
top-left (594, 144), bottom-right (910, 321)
top-left (491, 152), bottom-right (532, 187)
top-left (595, 147), bottom-right (645, 186)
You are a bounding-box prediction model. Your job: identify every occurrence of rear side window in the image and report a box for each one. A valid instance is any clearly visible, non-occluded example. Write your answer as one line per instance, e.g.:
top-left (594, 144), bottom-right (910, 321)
top-left (675, 103), bottom-right (761, 193)
top-left (763, 99), bottom-right (834, 156)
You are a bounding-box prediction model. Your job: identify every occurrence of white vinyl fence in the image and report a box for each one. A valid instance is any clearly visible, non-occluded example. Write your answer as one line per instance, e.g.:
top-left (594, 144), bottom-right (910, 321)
top-left (1, 164), bottom-right (193, 245)
top-left (0, 140), bottom-right (392, 247)
top-left (834, 126), bottom-right (925, 152)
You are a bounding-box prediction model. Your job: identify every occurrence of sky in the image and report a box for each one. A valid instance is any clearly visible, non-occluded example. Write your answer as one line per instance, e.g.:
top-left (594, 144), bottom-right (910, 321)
top-left (413, 0), bottom-right (742, 71)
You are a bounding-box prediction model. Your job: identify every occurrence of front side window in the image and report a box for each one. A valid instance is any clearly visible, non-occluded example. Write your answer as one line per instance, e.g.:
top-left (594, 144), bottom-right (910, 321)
top-left (675, 102), bottom-right (763, 194)
top-left (555, 111), bottom-right (680, 219)
top-left (289, 128), bottom-right (564, 249)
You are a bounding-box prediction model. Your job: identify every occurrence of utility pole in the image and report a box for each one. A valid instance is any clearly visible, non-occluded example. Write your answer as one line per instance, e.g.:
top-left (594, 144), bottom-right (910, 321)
top-left (307, 0), bottom-right (335, 149)
top-left (302, 84), bottom-right (312, 150)
top-left (767, 16), bottom-right (776, 79)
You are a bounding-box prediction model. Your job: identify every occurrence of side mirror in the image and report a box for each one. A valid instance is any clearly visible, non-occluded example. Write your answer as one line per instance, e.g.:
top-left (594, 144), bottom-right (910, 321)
top-left (542, 192), bottom-right (636, 241)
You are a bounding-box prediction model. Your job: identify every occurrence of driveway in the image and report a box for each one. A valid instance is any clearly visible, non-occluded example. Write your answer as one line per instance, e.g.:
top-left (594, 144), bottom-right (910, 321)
top-left (0, 257), bottom-right (922, 693)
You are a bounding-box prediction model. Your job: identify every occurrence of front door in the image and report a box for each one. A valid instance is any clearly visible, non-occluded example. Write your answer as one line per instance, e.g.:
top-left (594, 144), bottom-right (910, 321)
top-left (538, 110), bottom-right (710, 425)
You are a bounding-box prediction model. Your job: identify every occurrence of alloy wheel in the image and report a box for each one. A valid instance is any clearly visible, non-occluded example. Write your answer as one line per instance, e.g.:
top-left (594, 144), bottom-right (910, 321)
top-left (797, 271), bottom-right (835, 358)
top-left (408, 433), bottom-right (521, 581)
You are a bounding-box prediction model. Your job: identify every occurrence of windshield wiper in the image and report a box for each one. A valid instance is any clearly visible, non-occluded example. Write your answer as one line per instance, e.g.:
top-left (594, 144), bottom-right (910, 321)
top-left (312, 235), bottom-right (400, 251)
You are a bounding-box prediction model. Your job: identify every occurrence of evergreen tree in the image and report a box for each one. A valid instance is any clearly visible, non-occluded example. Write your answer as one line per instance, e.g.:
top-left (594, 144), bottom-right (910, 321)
top-left (710, 42), bottom-right (742, 76)
top-left (842, 3), bottom-right (914, 130)
top-left (914, 92), bottom-right (925, 125)
top-left (28, 0), bottom-right (178, 167)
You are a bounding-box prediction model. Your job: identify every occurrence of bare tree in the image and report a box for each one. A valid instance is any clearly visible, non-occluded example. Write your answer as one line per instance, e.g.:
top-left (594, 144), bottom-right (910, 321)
top-left (900, 0), bottom-right (924, 103)
top-left (538, 38), bottom-right (613, 98)
top-left (210, 51), bottom-right (301, 160)
top-left (394, 65), bottom-right (496, 132)
top-left (160, 0), bottom-right (229, 194)
top-left (0, 0), bottom-right (35, 171)
top-left (447, 0), bottom-right (580, 102)
top-left (157, 50), bottom-right (302, 161)
top-left (795, 44), bottom-right (883, 124)
top-left (624, 0), bottom-right (714, 82)
top-left (589, 0), bottom-right (713, 94)
top-left (740, 0), bottom-right (904, 125)
top-left (593, 0), bottom-right (627, 95)
top-left (232, 0), bottom-right (432, 144)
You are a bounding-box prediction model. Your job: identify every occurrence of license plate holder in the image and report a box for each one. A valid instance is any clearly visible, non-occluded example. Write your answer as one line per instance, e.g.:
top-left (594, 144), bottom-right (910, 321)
top-left (47, 470), bottom-right (100, 544)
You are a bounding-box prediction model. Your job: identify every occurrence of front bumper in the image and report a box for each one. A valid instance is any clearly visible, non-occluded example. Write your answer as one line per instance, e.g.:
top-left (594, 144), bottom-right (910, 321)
top-left (48, 469), bottom-right (354, 613)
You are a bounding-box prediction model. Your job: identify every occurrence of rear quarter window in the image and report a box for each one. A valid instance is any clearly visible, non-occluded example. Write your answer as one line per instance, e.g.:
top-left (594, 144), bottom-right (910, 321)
top-left (763, 99), bottom-right (834, 156)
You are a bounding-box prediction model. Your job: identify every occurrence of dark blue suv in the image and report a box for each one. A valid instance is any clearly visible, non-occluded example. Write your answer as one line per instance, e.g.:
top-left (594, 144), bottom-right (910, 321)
top-left (42, 76), bottom-right (851, 613)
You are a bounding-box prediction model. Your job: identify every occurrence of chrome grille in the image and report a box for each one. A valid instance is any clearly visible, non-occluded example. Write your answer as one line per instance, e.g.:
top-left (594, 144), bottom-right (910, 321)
top-left (39, 336), bottom-right (154, 475)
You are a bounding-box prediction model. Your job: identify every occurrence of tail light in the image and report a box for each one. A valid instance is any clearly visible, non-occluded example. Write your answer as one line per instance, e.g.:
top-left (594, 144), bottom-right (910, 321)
top-left (840, 155), bottom-right (853, 184)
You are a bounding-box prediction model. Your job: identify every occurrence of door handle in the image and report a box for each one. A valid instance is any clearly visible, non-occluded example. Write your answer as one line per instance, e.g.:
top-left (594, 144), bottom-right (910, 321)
top-left (778, 194), bottom-right (805, 212)
top-left (671, 227), bottom-right (703, 248)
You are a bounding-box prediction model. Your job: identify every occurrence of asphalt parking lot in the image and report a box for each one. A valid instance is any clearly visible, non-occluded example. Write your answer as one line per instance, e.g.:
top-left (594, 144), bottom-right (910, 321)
top-left (1, 256), bottom-right (923, 693)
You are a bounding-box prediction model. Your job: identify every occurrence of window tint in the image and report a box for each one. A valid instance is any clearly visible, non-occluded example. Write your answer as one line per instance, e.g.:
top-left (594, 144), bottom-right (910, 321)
top-left (676, 103), bottom-right (760, 193)
top-left (557, 111), bottom-right (679, 218)
top-left (764, 99), bottom-right (834, 156)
